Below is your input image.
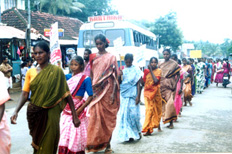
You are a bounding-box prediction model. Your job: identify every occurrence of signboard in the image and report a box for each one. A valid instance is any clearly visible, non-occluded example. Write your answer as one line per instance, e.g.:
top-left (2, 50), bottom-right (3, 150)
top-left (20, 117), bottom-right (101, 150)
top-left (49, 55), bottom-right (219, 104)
top-left (113, 37), bottom-right (124, 61)
top-left (50, 22), bottom-right (62, 65)
top-left (44, 28), bottom-right (64, 37)
top-left (135, 45), bottom-right (146, 67)
top-left (190, 50), bottom-right (202, 58)
top-left (88, 15), bottom-right (123, 22)
top-left (66, 48), bottom-right (75, 55)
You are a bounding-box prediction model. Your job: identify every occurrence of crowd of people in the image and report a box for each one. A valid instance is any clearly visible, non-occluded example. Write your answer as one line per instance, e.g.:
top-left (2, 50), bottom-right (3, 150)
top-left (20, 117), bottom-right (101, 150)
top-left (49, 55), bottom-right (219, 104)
top-left (0, 34), bottom-right (231, 154)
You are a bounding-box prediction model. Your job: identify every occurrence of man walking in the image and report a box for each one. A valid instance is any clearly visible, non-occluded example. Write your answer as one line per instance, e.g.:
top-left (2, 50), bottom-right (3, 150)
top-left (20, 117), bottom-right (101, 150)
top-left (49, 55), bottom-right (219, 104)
top-left (0, 56), bottom-right (13, 99)
top-left (83, 48), bottom-right (92, 76)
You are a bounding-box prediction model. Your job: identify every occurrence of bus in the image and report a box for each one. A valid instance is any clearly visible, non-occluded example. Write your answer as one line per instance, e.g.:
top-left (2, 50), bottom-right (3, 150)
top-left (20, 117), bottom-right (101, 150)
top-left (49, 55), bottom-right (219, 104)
top-left (77, 15), bottom-right (158, 67)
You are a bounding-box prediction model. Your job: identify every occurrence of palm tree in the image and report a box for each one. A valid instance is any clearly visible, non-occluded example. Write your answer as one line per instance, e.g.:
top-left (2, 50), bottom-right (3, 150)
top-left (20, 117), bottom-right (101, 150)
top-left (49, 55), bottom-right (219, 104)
top-left (37, 0), bottom-right (84, 15)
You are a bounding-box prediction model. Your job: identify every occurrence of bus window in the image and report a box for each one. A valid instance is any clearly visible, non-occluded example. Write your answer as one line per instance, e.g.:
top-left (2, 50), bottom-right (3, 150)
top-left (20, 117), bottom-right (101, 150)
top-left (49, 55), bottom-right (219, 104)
top-left (133, 31), bottom-right (140, 46)
top-left (105, 29), bottom-right (125, 46)
top-left (84, 30), bottom-right (103, 47)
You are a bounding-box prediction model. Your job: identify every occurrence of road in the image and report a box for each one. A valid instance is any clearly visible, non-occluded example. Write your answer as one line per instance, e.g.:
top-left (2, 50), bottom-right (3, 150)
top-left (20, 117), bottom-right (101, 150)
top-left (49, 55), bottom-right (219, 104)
top-left (5, 82), bottom-right (232, 153)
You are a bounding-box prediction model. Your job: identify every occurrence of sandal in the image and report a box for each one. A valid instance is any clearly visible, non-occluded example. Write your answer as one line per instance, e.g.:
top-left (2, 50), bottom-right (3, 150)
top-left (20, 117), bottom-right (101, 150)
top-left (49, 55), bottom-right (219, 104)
top-left (104, 148), bottom-right (114, 154)
top-left (138, 133), bottom-right (142, 140)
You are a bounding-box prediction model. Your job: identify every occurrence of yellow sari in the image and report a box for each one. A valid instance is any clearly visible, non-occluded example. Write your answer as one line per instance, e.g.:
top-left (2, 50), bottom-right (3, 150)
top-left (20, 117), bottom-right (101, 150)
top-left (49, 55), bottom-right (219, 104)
top-left (142, 68), bottom-right (162, 133)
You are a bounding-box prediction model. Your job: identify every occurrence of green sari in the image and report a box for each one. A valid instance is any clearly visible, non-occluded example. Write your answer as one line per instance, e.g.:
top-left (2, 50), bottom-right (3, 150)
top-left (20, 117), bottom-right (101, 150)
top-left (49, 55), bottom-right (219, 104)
top-left (27, 64), bottom-right (70, 154)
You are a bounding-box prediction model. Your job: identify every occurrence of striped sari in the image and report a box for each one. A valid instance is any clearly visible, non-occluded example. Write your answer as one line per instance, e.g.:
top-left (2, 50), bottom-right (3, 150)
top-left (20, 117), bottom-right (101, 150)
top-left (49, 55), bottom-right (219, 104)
top-left (158, 59), bottom-right (180, 124)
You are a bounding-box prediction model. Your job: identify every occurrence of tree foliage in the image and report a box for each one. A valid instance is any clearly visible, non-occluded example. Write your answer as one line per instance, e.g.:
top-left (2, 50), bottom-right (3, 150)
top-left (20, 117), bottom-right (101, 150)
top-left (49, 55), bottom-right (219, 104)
top-left (26, 0), bottom-right (118, 21)
top-left (146, 12), bottom-right (183, 52)
top-left (193, 39), bottom-right (232, 58)
top-left (70, 0), bottom-right (118, 22)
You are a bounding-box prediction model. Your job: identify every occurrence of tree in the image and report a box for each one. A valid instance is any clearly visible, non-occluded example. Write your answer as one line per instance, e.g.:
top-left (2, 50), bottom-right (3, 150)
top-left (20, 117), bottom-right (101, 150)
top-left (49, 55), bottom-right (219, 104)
top-left (220, 38), bottom-right (232, 58)
top-left (194, 41), bottom-right (221, 57)
top-left (146, 12), bottom-right (183, 52)
top-left (70, 0), bottom-right (118, 22)
top-left (26, 0), bottom-right (118, 22)
top-left (40, 0), bottom-right (84, 15)
top-left (26, 0), bottom-right (84, 16)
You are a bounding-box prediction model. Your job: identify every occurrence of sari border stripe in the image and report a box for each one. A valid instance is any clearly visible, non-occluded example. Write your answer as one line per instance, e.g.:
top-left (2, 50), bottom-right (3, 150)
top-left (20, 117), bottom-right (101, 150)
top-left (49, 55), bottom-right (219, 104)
top-left (31, 141), bottom-right (39, 150)
top-left (86, 142), bottom-right (108, 152)
top-left (163, 116), bottom-right (177, 124)
top-left (167, 67), bottom-right (181, 78)
top-left (43, 91), bottom-right (70, 109)
top-left (162, 98), bottom-right (167, 104)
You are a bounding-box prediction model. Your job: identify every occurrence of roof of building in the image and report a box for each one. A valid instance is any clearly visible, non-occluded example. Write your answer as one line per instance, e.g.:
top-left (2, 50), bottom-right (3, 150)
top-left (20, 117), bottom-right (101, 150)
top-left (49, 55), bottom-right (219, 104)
top-left (1, 7), bottom-right (83, 42)
top-left (0, 25), bottom-right (49, 40)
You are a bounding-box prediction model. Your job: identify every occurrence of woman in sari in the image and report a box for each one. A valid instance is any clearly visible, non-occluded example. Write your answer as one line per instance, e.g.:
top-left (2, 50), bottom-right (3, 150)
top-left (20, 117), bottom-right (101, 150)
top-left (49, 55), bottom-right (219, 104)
top-left (86, 34), bottom-right (119, 154)
top-left (215, 58), bottom-right (223, 86)
top-left (115, 53), bottom-right (142, 142)
top-left (158, 49), bottom-right (180, 129)
top-left (0, 71), bottom-right (11, 154)
top-left (189, 58), bottom-right (196, 96)
top-left (196, 58), bottom-right (206, 94)
top-left (10, 41), bottom-right (80, 154)
top-left (58, 56), bottom-right (93, 154)
top-left (182, 58), bottom-right (193, 106)
top-left (141, 57), bottom-right (162, 136)
top-left (171, 54), bottom-right (183, 117)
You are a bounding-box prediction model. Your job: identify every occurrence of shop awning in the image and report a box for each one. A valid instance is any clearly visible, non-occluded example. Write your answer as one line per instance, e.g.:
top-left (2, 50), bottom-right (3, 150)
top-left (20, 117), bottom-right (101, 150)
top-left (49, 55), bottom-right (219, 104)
top-left (0, 25), bottom-right (49, 41)
top-left (0, 25), bottom-right (25, 39)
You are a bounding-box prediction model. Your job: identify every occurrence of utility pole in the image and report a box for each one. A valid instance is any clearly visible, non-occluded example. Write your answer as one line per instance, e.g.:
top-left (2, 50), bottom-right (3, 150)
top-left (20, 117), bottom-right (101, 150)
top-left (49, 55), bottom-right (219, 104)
top-left (0, 5), bottom-right (2, 23)
top-left (26, 0), bottom-right (31, 59)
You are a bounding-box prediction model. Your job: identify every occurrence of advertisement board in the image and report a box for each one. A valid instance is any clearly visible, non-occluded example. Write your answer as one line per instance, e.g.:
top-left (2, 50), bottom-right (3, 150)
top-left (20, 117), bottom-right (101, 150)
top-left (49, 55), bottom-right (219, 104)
top-left (190, 50), bottom-right (202, 58)
top-left (50, 22), bottom-right (62, 65)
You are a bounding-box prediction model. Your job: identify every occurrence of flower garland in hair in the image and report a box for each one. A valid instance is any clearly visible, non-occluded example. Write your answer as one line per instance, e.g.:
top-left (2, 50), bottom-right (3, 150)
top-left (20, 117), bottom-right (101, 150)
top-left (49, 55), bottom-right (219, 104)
top-left (106, 38), bottom-right (110, 44)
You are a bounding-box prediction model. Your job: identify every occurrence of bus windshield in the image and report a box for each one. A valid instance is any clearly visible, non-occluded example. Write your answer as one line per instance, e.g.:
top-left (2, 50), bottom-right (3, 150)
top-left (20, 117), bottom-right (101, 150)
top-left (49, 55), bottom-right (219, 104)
top-left (83, 29), bottom-right (125, 47)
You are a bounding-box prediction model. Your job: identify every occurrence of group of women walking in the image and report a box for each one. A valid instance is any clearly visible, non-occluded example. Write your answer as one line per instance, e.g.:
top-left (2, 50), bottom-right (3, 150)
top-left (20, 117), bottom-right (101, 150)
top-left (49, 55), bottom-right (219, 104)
top-left (1, 33), bottom-right (230, 154)
top-left (7, 34), bottom-right (120, 154)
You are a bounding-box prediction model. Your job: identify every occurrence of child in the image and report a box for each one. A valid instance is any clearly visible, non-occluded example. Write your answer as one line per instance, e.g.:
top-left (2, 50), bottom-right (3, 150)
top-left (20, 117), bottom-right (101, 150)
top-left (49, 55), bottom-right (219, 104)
top-left (21, 61), bottom-right (29, 89)
top-left (58, 56), bottom-right (93, 154)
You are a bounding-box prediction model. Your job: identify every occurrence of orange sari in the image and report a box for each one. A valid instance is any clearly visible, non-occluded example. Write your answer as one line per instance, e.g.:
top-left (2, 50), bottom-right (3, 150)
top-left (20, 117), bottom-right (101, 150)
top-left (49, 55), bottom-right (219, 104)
top-left (86, 53), bottom-right (119, 152)
top-left (142, 68), bottom-right (162, 133)
top-left (182, 65), bottom-right (193, 102)
top-left (158, 59), bottom-right (181, 124)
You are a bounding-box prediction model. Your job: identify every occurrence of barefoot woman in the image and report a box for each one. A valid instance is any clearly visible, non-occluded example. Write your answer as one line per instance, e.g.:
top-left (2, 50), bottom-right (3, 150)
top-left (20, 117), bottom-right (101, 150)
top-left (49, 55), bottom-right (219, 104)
top-left (10, 41), bottom-right (80, 154)
top-left (141, 57), bottom-right (162, 135)
top-left (86, 34), bottom-right (119, 153)
top-left (158, 49), bottom-right (180, 129)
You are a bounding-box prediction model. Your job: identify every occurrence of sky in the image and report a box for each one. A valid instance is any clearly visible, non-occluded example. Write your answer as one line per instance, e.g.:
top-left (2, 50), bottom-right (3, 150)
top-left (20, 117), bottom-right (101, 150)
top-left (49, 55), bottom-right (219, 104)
top-left (111, 0), bottom-right (232, 44)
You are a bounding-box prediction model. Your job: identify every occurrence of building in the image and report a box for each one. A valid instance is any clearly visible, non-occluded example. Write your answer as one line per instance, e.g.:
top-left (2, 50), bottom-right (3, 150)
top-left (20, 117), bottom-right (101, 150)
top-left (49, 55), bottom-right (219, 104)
top-left (1, 7), bottom-right (83, 59)
top-left (0, 0), bottom-right (25, 13)
top-left (180, 43), bottom-right (195, 58)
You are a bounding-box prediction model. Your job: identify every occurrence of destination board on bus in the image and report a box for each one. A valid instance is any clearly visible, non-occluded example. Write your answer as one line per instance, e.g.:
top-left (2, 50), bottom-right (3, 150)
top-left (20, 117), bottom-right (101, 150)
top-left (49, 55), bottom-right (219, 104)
top-left (88, 15), bottom-right (123, 22)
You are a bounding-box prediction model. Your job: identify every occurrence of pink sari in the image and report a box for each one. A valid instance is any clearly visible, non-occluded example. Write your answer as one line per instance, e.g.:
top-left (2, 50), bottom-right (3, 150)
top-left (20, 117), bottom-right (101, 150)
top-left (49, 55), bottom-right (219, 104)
top-left (215, 62), bottom-right (224, 83)
top-left (59, 73), bottom-right (87, 154)
top-left (83, 62), bottom-right (91, 77)
top-left (174, 65), bottom-right (184, 115)
top-left (0, 72), bottom-right (11, 154)
top-left (86, 53), bottom-right (119, 152)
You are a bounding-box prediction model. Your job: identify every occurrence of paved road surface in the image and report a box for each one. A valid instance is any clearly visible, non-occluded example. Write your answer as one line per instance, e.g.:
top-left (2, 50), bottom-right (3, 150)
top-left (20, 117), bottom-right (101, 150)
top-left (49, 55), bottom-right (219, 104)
top-left (5, 83), bottom-right (232, 153)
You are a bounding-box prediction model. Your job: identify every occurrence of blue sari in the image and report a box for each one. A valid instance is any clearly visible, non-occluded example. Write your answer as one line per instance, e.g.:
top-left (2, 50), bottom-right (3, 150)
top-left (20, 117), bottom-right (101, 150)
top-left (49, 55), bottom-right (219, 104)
top-left (115, 65), bottom-right (142, 142)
